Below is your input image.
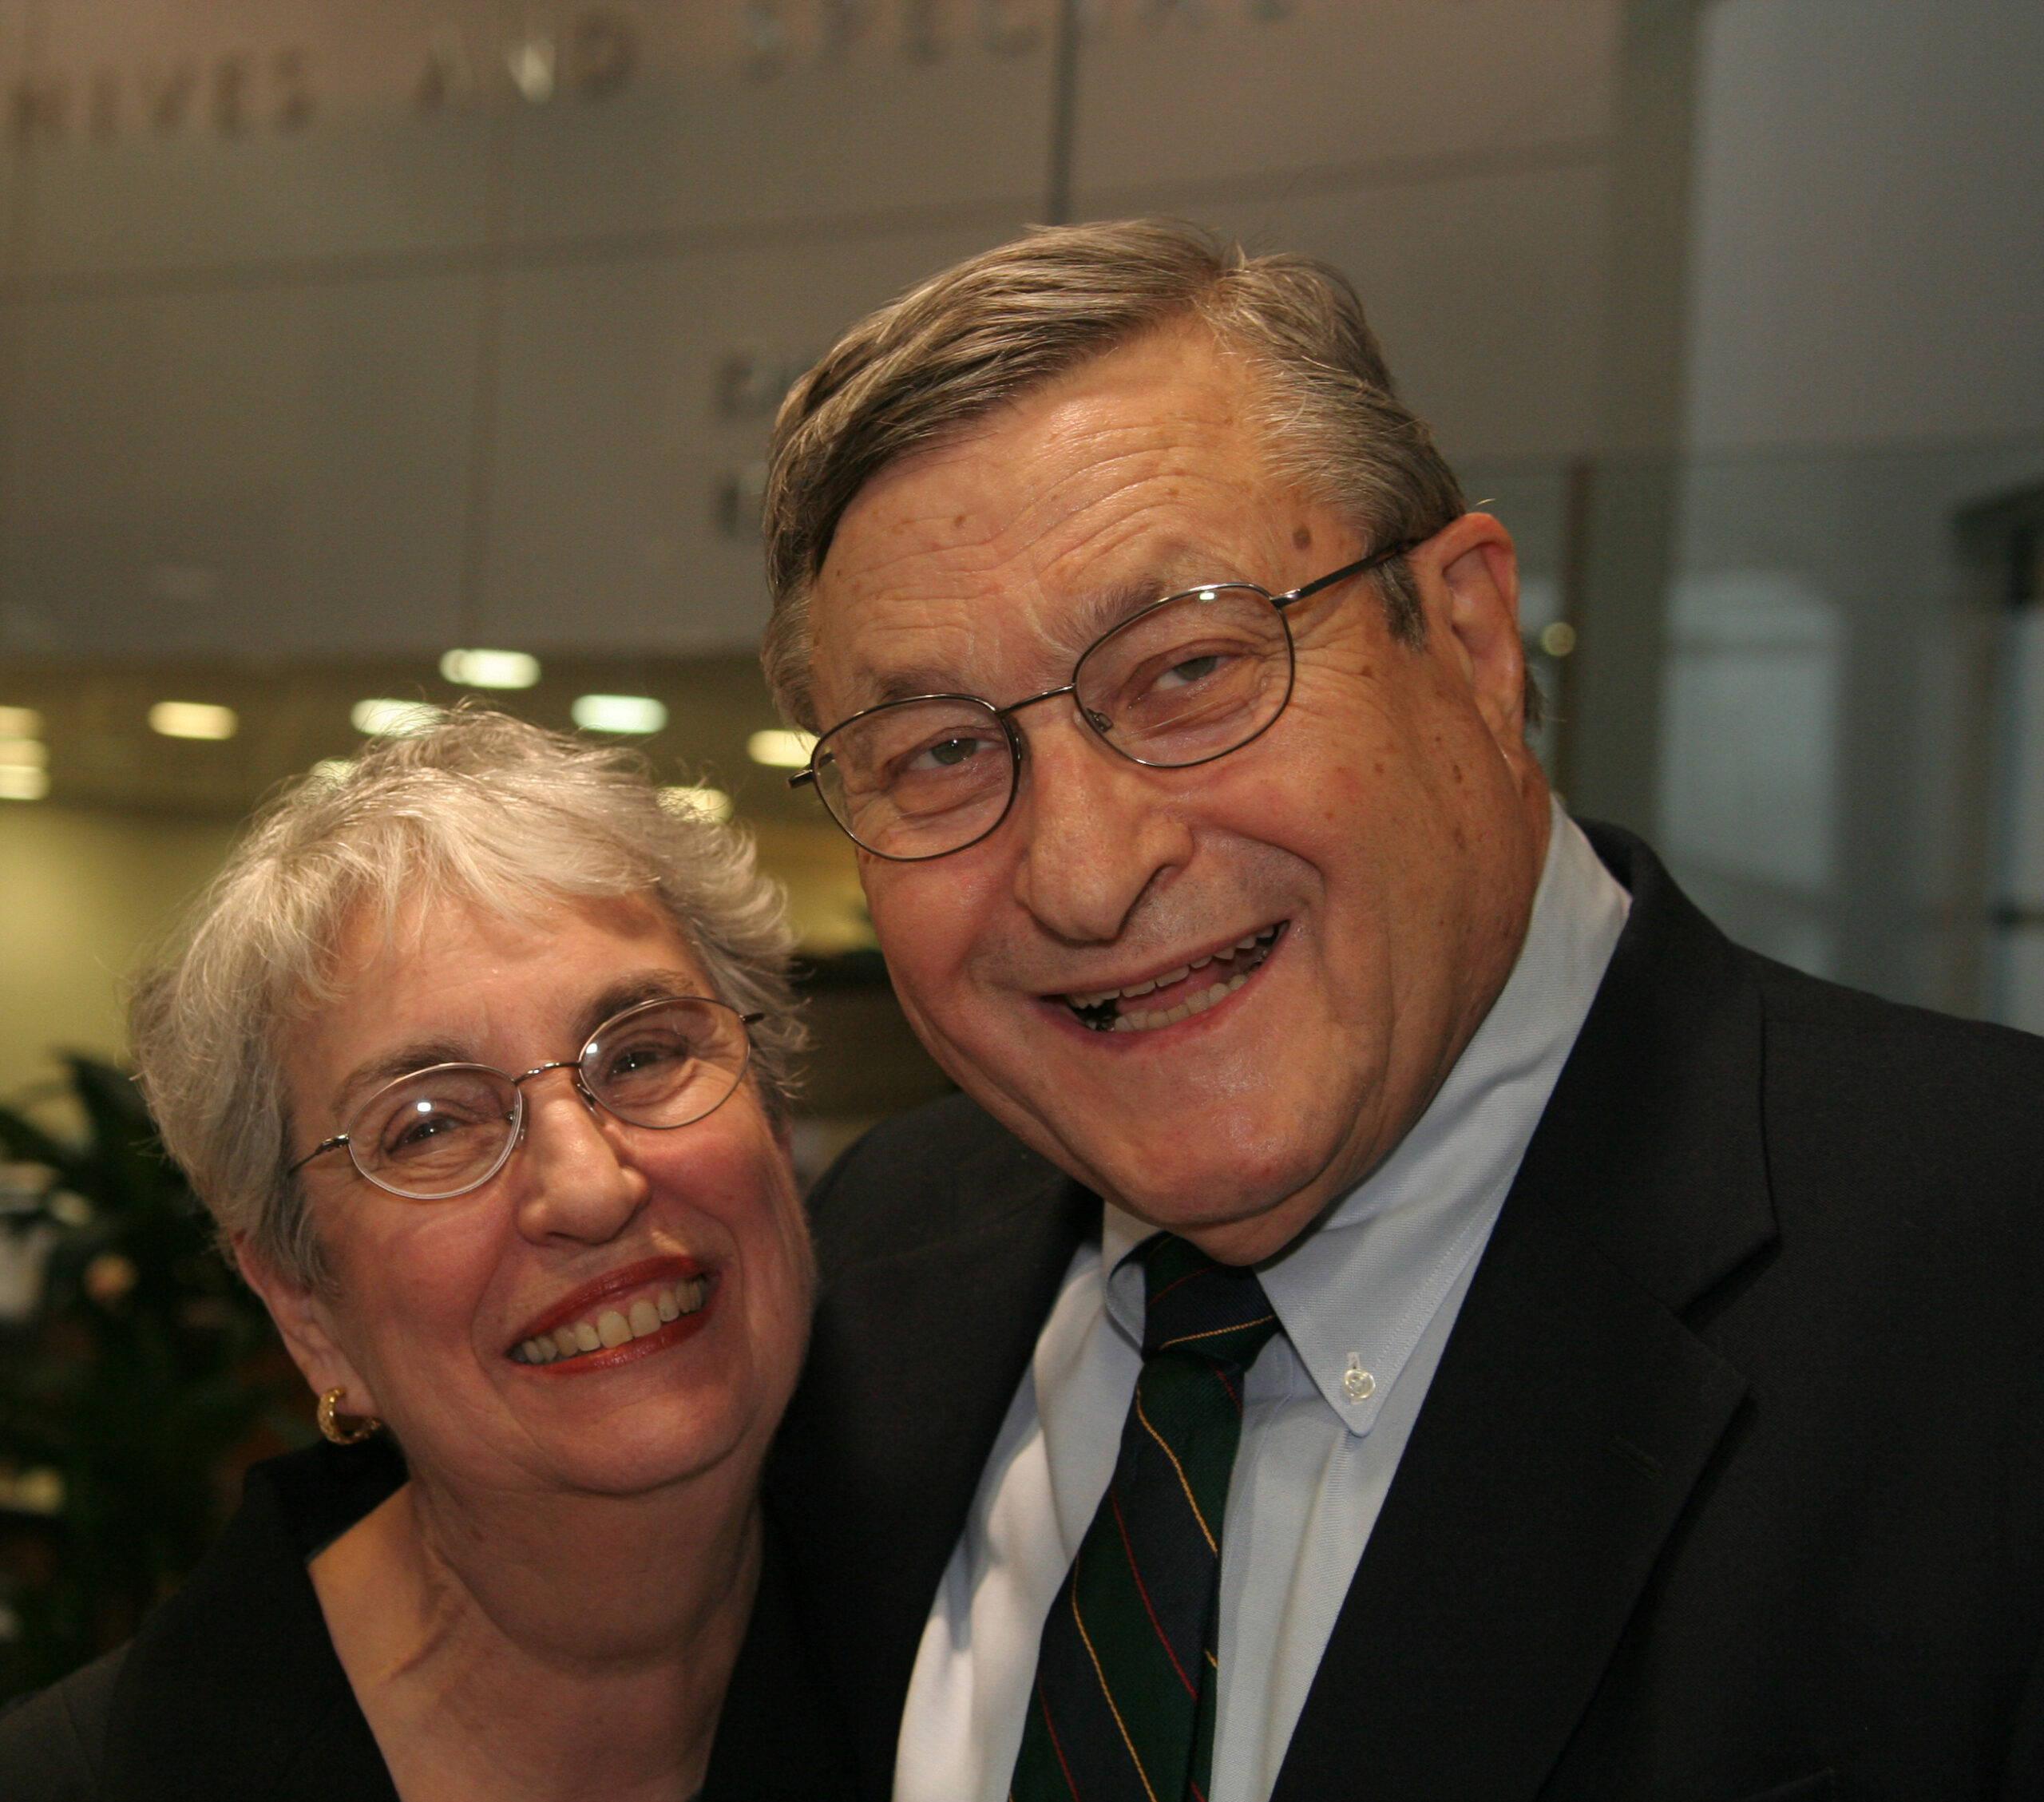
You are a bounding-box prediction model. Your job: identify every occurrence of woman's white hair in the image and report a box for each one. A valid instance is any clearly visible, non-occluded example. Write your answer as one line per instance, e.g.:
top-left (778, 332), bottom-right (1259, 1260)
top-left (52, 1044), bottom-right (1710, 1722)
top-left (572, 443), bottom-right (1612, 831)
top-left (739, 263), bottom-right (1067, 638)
top-left (130, 708), bottom-right (804, 1292)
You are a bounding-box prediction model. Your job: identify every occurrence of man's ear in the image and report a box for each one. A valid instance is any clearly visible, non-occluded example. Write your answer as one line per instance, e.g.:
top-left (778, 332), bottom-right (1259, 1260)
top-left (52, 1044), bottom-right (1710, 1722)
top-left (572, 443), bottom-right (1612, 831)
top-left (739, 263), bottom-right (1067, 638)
top-left (232, 1233), bottom-right (380, 1420)
top-left (1412, 511), bottom-right (1527, 754)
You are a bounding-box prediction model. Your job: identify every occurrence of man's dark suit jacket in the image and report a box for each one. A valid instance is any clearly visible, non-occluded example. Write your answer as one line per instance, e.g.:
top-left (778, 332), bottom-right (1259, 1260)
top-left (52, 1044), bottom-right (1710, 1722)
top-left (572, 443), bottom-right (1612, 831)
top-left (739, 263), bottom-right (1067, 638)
top-left (763, 824), bottom-right (2044, 1802)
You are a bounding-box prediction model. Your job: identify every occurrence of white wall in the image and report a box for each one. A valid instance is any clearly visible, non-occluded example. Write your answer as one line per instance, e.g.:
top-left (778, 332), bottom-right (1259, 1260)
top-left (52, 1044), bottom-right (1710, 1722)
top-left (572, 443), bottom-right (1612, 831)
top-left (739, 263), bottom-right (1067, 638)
top-left (0, 803), bottom-right (236, 1100)
top-left (1684, 0), bottom-right (2044, 453)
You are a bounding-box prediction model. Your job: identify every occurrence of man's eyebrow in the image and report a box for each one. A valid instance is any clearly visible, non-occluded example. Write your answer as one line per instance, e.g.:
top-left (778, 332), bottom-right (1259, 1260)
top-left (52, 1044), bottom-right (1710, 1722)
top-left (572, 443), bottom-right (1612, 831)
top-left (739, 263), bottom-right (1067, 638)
top-left (839, 576), bottom-right (1190, 713)
top-left (854, 664), bottom-right (978, 708)
top-left (325, 970), bottom-right (707, 1119)
top-left (1059, 576), bottom-right (1182, 654)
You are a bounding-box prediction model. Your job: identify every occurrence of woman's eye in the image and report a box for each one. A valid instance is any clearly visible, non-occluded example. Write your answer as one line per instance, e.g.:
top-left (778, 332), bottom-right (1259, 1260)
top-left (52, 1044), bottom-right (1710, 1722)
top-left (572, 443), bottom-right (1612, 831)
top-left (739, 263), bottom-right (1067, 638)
top-left (387, 1111), bottom-right (464, 1152)
top-left (607, 1040), bottom-right (688, 1076)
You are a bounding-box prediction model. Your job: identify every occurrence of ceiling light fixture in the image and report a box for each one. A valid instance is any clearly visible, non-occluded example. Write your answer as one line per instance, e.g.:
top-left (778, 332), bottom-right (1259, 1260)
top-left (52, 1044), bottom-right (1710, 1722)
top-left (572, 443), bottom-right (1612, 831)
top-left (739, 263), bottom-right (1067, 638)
top-left (0, 706), bottom-right (43, 739)
top-left (572, 694), bottom-right (667, 735)
top-left (747, 729), bottom-right (817, 769)
top-left (351, 699), bottom-right (445, 738)
top-left (0, 766), bottom-right (48, 802)
top-left (149, 701), bottom-right (238, 741)
top-left (439, 648), bottom-right (541, 689)
top-left (660, 786), bottom-right (734, 823)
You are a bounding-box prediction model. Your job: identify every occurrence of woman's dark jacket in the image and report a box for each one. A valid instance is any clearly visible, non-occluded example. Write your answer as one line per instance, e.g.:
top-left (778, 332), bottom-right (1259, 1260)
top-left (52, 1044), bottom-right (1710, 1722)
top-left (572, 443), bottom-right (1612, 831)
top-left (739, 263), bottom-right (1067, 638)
top-left (0, 1438), bottom-right (846, 1800)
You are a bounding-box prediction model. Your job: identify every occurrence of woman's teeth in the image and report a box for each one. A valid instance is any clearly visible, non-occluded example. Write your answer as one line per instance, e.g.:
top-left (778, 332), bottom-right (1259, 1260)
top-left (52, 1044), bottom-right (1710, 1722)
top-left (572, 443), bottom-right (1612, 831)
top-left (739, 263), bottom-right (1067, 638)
top-left (510, 1277), bottom-right (710, 1365)
top-left (1063, 925), bottom-right (1283, 1033)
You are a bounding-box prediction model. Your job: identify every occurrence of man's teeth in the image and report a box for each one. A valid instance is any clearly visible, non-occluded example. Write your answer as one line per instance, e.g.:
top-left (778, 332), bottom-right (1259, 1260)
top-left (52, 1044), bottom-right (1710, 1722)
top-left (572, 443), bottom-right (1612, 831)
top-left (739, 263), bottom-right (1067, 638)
top-left (1062, 925), bottom-right (1281, 1032)
top-left (1114, 969), bottom-right (1250, 1032)
top-left (510, 1277), bottom-right (710, 1365)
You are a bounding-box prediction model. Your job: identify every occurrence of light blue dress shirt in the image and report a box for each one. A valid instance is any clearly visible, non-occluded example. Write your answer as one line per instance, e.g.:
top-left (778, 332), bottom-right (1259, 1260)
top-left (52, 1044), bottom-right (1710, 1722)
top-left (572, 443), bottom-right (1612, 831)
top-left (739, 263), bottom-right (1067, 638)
top-left (894, 805), bottom-right (1630, 1802)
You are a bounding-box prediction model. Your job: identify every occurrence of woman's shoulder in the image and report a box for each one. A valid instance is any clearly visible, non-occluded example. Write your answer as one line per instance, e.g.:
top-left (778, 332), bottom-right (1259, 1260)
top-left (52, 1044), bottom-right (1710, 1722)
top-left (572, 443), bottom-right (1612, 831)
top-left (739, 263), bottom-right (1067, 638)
top-left (0, 1440), bottom-right (405, 1802)
top-left (0, 1646), bottom-right (128, 1800)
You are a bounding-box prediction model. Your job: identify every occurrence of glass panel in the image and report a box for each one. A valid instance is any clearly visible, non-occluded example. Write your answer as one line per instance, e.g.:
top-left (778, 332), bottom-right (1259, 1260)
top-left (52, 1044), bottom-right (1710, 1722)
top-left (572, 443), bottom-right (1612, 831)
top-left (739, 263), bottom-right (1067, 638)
top-left (1660, 438), bottom-right (2044, 1010)
top-left (1658, 570), bottom-right (1840, 976)
top-left (1988, 603), bottom-right (2044, 1032)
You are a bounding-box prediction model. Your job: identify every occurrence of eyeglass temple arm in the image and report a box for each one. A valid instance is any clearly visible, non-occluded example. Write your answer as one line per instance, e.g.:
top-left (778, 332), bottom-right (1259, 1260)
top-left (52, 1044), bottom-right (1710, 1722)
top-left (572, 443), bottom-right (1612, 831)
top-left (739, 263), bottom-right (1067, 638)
top-left (787, 768), bottom-right (815, 790)
top-left (288, 1135), bottom-right (349, 1176)
top-left (1273, 537), bottom-right (1421, 612)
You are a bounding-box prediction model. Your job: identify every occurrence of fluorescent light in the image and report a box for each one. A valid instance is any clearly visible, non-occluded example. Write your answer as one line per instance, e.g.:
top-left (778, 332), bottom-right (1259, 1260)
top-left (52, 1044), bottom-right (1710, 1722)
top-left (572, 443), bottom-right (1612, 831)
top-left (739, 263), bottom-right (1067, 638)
top-left (439, 648), bottom-right (541, 689)
top-left (149, 701), bottom-right (238, 741)
top-left (0, 707), bottom-right (43, 738)
top-left (0, 766), bottom-right (48, 801)
top-left (307, 758), bottom-right (354, 788)
top-left (572, 694), bottom-right (667, 735)
top-left (660, 785), bottom-right (733, 823)
top-left (351, 699), bottom-right (445, 738)
top-left (747, 729), bottom-right (817, 769)
top-left (0, 739), bottom-right (46, 769)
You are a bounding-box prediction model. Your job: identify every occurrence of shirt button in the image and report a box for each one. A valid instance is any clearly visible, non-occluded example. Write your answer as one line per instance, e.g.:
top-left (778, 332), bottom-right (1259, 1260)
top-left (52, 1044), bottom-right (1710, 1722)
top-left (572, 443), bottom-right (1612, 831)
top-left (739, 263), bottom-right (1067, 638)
top-left (1343, 1357), bottom-right (1376, 1401)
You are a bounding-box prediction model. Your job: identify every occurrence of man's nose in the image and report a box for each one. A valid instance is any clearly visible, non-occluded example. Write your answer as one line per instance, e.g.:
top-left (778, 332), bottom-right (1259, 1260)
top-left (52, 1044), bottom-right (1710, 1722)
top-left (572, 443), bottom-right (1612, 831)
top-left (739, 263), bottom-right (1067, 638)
top-left (510, 1071), bottom-right (648, 1245)
top-left (1007, 709), bottom-right (1193, 943)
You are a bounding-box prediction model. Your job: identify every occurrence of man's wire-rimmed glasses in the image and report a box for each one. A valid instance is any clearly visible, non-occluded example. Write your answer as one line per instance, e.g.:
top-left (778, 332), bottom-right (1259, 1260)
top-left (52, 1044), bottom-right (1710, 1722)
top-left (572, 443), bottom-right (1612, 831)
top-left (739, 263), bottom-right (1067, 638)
top-left (287, 996), bottom-right (765, 1202)
top-left (790, 539), bottom-right (1420, 861)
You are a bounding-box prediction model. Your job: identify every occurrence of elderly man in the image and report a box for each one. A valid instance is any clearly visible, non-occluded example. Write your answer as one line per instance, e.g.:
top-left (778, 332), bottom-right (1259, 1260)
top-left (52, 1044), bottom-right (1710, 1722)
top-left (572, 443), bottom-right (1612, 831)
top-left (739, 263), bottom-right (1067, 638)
top-left (754, 221), bottom-right (2044, 1802)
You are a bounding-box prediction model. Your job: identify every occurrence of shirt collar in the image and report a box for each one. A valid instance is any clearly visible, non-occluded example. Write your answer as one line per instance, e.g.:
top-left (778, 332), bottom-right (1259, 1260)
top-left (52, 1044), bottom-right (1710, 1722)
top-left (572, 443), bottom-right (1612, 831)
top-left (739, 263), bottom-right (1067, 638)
top-left (1103, 802), bottom-right (1630, 1434)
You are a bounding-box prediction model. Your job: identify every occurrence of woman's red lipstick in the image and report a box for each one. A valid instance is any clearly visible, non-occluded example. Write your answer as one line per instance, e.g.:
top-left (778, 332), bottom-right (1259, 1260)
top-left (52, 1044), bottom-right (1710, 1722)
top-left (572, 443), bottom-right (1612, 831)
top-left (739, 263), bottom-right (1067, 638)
top-left (512, 1254), bottom-right (706, 1346)
top-left (507, 1255), bottom-right (714, 1374)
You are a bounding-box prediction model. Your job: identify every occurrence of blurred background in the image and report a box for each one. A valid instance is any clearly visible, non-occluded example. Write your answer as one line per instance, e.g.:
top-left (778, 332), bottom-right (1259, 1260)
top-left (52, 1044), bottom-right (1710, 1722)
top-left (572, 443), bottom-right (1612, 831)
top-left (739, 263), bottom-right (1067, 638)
top-left (0, 0), bottom-right (2039, 1695)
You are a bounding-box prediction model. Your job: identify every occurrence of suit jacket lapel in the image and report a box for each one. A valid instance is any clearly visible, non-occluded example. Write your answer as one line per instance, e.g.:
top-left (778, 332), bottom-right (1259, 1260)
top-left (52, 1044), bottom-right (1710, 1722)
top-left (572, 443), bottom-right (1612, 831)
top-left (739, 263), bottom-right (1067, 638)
top-left (767, 1118), bottom-right (1095, 1797)
top-left (1274, 826), bottom-right (1777, 1800)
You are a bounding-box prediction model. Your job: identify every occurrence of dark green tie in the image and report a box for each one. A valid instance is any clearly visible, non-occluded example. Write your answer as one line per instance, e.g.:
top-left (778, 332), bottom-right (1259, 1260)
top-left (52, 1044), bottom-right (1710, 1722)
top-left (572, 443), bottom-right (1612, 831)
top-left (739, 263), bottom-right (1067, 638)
top-left (1009, 1234), bottom-right (1281, 1802)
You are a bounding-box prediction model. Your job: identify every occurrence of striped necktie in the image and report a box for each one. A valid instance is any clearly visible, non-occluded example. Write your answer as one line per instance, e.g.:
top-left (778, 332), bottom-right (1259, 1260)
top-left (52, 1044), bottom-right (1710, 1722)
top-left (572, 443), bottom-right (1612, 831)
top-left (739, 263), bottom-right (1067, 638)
top-left (1009, 1233), bottom-right (1281, 1802)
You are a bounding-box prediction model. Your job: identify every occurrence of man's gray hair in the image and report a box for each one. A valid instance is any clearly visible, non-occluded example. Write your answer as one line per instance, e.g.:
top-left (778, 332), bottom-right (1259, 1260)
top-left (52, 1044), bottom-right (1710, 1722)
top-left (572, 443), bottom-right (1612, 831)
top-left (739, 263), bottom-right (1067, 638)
top-left (130, 709), bottom-right (804, 1292)
top-left (760, 217), bottom-right (1469, 731)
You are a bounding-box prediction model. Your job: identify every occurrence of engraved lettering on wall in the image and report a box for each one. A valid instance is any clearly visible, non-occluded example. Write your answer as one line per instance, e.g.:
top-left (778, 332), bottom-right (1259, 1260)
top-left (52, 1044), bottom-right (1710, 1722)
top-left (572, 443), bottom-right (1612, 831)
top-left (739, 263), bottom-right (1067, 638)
top-left (9, 51), bottom-right (315, 149)
top-left (2, 0), bottom-right (1294, 145)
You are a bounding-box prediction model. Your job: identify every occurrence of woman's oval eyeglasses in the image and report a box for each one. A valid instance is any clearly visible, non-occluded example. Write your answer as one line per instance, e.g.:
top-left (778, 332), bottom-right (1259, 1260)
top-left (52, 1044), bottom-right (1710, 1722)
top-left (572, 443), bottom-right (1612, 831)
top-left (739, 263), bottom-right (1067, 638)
top-left (789, 540), bottom-right (1420, 861)
top-left (287, 996), bottom-right (764, 1202)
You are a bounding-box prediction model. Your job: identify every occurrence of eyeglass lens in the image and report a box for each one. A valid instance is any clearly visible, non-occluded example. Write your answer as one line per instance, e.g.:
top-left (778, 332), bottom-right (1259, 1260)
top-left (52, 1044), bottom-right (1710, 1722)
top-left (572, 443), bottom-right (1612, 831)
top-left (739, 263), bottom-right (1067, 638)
top-left (344, 998), bottom-right (751, 1200)
top-left (813, 583), bottom-right (1291, 859)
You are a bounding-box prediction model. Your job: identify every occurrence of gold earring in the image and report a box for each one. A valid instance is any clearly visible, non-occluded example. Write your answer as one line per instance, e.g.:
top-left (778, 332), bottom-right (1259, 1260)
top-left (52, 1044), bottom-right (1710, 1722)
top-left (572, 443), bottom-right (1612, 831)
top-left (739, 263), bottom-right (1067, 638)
top-left (317, 1386), bottom-right (381, 1445)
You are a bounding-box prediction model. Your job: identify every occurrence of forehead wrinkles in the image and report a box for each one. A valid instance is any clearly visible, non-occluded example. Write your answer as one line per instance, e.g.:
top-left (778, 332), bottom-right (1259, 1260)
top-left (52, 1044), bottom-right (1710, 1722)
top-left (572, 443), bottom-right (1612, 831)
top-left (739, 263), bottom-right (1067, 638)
top-left (815, 443), bottom-right (1270, 710)
top-left (819, 500), bottom-right (1183, 710)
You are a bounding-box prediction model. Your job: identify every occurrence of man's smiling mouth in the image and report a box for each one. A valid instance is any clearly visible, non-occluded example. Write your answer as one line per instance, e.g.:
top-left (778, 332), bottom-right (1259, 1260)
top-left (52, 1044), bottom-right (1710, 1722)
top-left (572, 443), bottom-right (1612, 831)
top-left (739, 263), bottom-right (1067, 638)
top-left (1059, 923), bottom-right (1286, 1032)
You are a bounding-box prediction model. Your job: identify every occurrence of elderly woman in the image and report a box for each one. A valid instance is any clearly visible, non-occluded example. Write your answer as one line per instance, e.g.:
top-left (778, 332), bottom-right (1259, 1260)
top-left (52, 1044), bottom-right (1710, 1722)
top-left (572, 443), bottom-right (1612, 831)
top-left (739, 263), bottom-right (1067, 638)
top-left (0, 711), bottom-right (838, 1799)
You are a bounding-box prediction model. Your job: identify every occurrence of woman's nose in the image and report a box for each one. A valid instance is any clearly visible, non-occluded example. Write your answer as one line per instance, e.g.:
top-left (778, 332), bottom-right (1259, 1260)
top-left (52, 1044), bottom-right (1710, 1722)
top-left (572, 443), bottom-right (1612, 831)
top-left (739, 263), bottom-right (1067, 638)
top-left (509, 1070), bottom-right (648, 1244)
